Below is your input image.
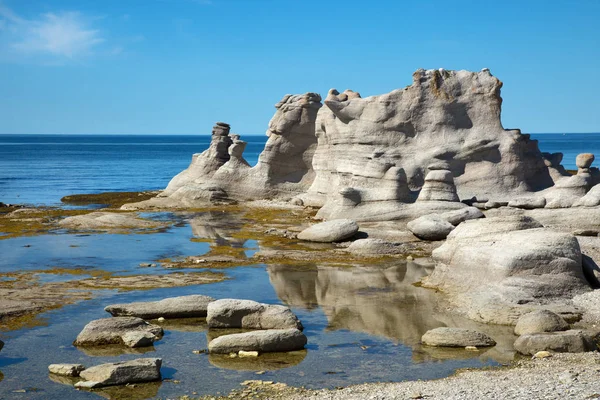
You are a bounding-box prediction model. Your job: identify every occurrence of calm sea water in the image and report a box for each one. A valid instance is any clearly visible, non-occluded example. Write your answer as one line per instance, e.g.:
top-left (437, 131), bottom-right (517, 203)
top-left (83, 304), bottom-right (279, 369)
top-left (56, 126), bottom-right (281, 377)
top-left (0, 133), bottom-right (599, 206)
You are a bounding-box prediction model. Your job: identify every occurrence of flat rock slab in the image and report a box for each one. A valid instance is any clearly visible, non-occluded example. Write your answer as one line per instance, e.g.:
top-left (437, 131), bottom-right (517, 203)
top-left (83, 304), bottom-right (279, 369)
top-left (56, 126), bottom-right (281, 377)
top-left (297, 219), bottom-right (359, 243)
top-left (208, 329), bottom-right (307, 354)
top-left (75, 358), bottom-right (162, 388)
top-left (58, 212), bottom-right (162, 230)
top-left (207, 299), bottom-right (303, 330)
top-left (48, 363), bottom-right (85, 377)
top-left (514, 330), bottom-right (600, 355)
top-left (421, 327), bottom-right (496, 347)
top-left (105, 294), bottom-right (216, 319)
top-left (73, 317), bottom-right (163, 347)
top-left (514, 310), bottom-right (569, 336)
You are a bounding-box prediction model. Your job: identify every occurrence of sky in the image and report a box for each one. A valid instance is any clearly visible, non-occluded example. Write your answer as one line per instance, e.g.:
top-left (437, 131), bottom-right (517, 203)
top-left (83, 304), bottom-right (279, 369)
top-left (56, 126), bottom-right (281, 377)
top-left (0, 0), bottom-right (598, 135)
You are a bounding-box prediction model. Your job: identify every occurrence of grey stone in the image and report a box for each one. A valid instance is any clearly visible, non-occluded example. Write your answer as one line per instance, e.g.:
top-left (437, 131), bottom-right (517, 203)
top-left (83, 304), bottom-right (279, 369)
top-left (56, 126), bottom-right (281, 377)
top-left (73, 317), bottom-right (162, 347)
top-left (48, 363), bottom-right (85, 377)
top-left (296, 219), bottom-right (359, 243)
top-left (407, 214), bottom-right (455, 241)
top-left (208, 329), bottom-right (307, 354)
top-left (58, 212), bottom-right (162, 230)
top-left (345, 239), bottom-right (410, 255)
top-left (574, 183), bottom-right (600, 207)
top-left (508, 197), bottom-right (546, 209)
top-left (421, 327), bottom-right (496, 347)
top-left (513, 330), bottom-right (600, 355)
top-left (514, 310), bottom-right (569, 336)
top-left (121, 331), bottom-right (156, 348)
top-left (207, 299), bottom-right (303, 330)
top-left (75, 358), bottom-right (162, 388)
top-left (105, 295), bottom-right (216, 319)
top-left (576, 153), bottom-right (595, 169)
top-left (439, 206), bottom-right (484, 226)
top-left (417, 169), bottom-right (459, 202)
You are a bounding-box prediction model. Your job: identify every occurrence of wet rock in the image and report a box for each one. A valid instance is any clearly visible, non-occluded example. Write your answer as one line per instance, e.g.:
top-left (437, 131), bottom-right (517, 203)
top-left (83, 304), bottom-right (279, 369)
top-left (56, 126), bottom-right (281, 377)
top-left (75, 358), bottom-right (162, 388)
top-left (208, 329), bottom-right (307, 354)
top-left (207, 299), bottom-right (303, 330)
top-left (407, 214), bottom-right (455, 241)
top-left (508, 197), bottom-right (546, 209)
top-left (296, 219), bottom-right (359, 243)
top-left (73, 317), bottom-right (163, 347)
top-left (48, 364), bottom-right (85, 377)
top-left (105, 295), bottom-right (216, 319)
top-left (421, 327), bottom-right (496, 347)
top-left (514, 330), bottom-right (600, 355)
top-left (514, 310), bottom-right (569, 336)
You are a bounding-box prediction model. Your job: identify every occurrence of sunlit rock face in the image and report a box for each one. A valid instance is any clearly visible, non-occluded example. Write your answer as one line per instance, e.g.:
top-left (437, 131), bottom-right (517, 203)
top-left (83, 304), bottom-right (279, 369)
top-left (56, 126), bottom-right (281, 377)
top-left (302, 69), bottom-right (554, 218)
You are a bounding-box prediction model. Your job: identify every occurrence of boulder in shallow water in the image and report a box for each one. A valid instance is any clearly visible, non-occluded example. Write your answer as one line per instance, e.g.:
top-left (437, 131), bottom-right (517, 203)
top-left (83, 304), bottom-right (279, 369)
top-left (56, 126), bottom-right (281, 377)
top-left (75, 358), bottom-right (162, 388)
top-left (296, 219), bottom-right (359, 243)
top-left (48, 363), bottom-right (85, 377)
top-left (105, 295), bottom-right (215, 319)
top-left (73, 317), bottom-right (163, 347)
top-left (421, 327), bottom-right (496, 347)
top-left (514, 310), bottom-right (569, 336)
top-left (208, 329), bottom-right (307, 354)
top-left (207, 299), bottom-right (303, 330)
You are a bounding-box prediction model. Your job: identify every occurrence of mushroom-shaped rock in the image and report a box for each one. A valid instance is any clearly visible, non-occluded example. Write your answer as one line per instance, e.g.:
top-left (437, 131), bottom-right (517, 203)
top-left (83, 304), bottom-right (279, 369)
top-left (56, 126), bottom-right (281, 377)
top-left (105, 295), bottom-right (216, 319)
top-left (407, 214), bottom-right (455, 241)
top-left (576, 153), bottom-right (595, 169)
top-left (421, 327), bottom-right (496, 347)
top-left (514, 330), bottom-right (600, 355)
top-left (514, 310), bottom-right (569, 336)
top-left (208, 328), bottom-right (307, 354)
top-left (207, 299), bottom-right (303, 330)
top-left (73, 317), bottom-right (163, 347)
top-left (48, 364), bottom-right (86, 377)
top-left (75, 358), bottom-right (162, 389)
top-left (417, 169), bottom-right (459, 202)
top-left (296, 219), bottom-right (359, 243)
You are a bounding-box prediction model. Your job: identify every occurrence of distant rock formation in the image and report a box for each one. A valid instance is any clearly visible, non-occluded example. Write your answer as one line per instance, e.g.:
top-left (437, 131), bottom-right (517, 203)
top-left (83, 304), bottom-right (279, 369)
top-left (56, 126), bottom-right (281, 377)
top-left (124, 69), bottom-right (596, 220)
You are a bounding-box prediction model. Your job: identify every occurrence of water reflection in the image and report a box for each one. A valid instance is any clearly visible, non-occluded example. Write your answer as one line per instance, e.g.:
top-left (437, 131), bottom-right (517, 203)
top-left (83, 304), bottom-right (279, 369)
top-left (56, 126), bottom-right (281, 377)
top-left (268, 261), bottom-right (517, 363)
top-left (189, 212), bottom-right (246, 248)
top-left (49, 372), bottom-right (162, 400)
top-left (76, 345), bottom-right (156, 357)
top-left (208, 350), bottom-right (307, 371)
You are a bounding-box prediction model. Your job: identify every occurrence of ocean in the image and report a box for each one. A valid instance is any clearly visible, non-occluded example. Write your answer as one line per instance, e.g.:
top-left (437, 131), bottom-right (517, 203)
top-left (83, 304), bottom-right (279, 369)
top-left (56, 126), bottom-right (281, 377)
top-left (0, 133), bottom-right (599, 206)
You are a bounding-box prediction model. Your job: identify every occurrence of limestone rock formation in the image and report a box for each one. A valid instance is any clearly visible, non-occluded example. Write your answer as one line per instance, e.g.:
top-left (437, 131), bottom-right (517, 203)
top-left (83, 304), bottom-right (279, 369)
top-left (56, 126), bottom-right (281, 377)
top-left (75, 358), bottom-right (162, 388)
top-left (513, 330), bottom-right (600, 355)
top-left (514, 310), bottom-right (569, 336)
top-left (105, 295), bottom-right (216, 319)
top-left (421, 327), bottom-right (496, 347)
top-left (207, 299), bottom-right (303, 330)
top-left (208, 328), bottom-right (307, 354)
top-left (296, 219), bottom-right (359, 242)
top-left (422, 216), bottom-right (590, 324)
top-left (48, 364), bottom-right (85, 377)
top-left (73, 317), bottom-right (163, 348)
top-left (417, 169), bottom-right (459, 202)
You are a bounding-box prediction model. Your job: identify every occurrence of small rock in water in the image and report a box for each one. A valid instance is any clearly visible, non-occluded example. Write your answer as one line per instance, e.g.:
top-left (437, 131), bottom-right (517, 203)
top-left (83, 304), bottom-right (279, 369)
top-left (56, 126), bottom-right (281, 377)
top-left (121, 331), bottom-right (156, 348)
top-left (238, 350), bottom-right (259, 358)
top-left (48, 363), bottom-right (86, 377)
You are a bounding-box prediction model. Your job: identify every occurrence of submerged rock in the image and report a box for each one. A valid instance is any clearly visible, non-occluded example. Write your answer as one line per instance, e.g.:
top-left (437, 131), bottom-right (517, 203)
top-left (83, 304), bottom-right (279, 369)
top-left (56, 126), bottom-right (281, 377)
top-left (48, 364), bottom-right (85, 377)
top-left (73, 317), bottom-right (163, 348)
top-left (208, 329), bottom-right (307, 354)
top-left (75, 358), bottom-right (162, 388)
top-left (296, 219), bottom-right (359, 243)
top-left (514, 310), bottom-right (569, 336)
top-left (105, 295), bottom-right (216, 319)
top-left (207, 299), bottom-right (303, 330)
top-left (421, 327), bottom-right (496, 347)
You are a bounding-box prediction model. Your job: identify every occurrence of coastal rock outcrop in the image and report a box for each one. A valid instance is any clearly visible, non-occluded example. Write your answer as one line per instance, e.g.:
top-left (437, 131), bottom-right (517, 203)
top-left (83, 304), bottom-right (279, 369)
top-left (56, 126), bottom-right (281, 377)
top-left (422, 216), bottom-right (590, 324)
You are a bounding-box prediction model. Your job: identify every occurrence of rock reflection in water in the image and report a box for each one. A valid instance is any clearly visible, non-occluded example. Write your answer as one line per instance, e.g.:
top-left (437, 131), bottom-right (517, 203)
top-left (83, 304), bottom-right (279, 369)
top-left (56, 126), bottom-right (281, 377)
top-left (189, 212), bottom-right (246, 248)
top-left (76, 345), bottom-right (156, 357)
top-left (154, 318), bottom-right (207, 333)
top-left (268, 261), bottom-right (517, 363)
top-left (209, 350), bottom-right (307, 371)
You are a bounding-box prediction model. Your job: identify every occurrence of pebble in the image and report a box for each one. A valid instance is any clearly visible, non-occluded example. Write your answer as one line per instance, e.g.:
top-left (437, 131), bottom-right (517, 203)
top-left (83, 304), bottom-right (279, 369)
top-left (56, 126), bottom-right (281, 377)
top-left (157, 317), bottom-right (166, 322)
top-left (533, 351), bottom-right (553, 359)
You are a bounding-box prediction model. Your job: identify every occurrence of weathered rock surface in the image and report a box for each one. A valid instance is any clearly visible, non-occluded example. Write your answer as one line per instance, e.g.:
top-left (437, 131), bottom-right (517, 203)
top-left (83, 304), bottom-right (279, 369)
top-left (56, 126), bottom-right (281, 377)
top-left (296, 219), bottom-right (359, 243)
top-left (407, 214), bottom-right (455, 241)
top-left (574, 183), bottom-right (600, 207)
top-left (345, 238), bottom-right (412, 255)
top-left (207, 299), bottom-right (303, 330)
top-left (508, 197), bottom-right (546, 209)
top-left (514, 330), bottom-right (600, 355)
top-left (440, 207), bottom-right (484, 226)
top-left (514, 310), bottom-right (569, 336)
top-left (73, 317), bottom-right (163, 347)
top-left (417, 169), bottom-right (459, 202)
top-left (208, 328), bottom-right (307, 354)
top-left (48, 363), bottom-right (85, 377)
top-left (75, 358), bottom-right (162, 388)
top-left (422, 216), bottom-right (589, 324)
top-left (421, 327), bottom-right (496, 347)
top-left (105, 295), bottom-right (216, 319)
top-left (58, 212), bottom-right (162, 230)
top-left (576, 153), bottom-right (595, 169)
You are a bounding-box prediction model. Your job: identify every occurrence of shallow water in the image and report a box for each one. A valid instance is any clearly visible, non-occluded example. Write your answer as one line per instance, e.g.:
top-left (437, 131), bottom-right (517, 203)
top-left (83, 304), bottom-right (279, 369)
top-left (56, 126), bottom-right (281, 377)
top-left (0, 212), bottom-right (516, 399)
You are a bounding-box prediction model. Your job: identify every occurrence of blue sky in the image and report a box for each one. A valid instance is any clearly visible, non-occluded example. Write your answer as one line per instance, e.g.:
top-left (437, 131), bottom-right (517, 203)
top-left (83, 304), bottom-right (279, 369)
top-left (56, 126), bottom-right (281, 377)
top-left (0, 0), bottom-right (598, 135)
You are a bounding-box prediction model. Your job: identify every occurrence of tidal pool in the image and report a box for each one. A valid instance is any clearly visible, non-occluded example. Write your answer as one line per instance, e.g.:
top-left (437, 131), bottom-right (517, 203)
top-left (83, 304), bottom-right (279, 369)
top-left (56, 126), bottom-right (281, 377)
top-left (0, 211), bottom-right (517, 399)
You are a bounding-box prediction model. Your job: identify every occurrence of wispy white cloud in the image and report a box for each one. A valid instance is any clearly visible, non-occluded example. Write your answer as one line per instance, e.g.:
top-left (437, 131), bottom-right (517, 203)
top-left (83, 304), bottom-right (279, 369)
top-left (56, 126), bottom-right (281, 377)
top-left (0, 3), bottom-right (105, 62)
